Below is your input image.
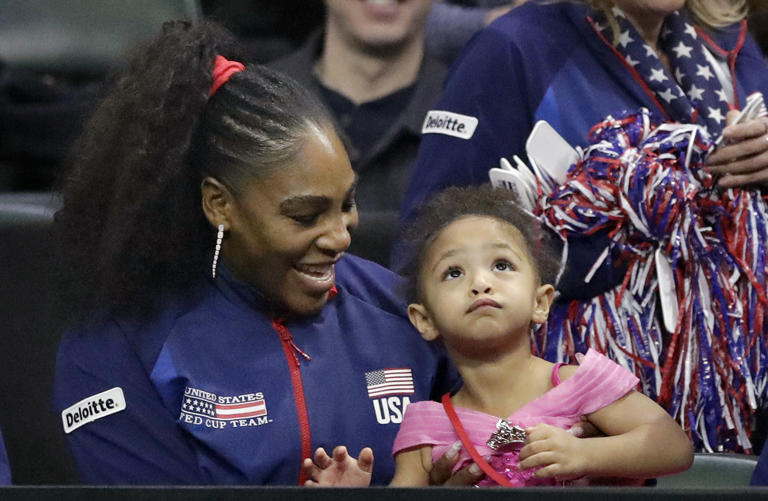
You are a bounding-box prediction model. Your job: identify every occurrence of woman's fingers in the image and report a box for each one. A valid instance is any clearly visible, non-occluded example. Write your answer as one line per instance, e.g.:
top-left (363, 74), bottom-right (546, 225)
top-left (428, 441), bottom-right (461, 484)
top-left (720, 113), bottom-right (768, 142)
top-left (428, 441), bottom-right (484, 485)
top-left (313, 447), bottom-right (333, 469)
top-left (357, 447), bottom-right (375, 473)
top-left (709, 134), bottom-right (768, 167)
top-left (441, 463), bottom-right (483, 486)
top-left (706, 116), bottom-right (768, 188)
top-left (331, 445), bottom-right (349, 464)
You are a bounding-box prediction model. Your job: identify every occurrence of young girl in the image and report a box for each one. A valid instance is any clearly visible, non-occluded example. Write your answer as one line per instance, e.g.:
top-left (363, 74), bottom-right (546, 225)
top-left (303, 185), bottom-right (693, 487)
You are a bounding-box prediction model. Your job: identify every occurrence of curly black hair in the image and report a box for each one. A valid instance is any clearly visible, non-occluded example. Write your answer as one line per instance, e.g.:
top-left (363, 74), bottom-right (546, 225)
top-left (399, 185), bottom-right (561, 304)
top-left (54, 20), bottom-right (332, 325)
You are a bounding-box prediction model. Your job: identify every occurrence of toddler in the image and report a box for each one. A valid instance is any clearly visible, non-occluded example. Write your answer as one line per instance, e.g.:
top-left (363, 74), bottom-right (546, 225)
top-left (304, 185), bottom-right (693, 487)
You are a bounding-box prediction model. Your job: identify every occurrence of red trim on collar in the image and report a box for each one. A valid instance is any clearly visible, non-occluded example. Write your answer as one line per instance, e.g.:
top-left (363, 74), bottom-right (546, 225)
top-left (587, 16), bottom-right (672, 122)
top-left (328, 285), bottom-right (338, 301)
top-left (695, 20), bottom-right (747, 58)
top-left (696, 20), bottom-right (747, 107)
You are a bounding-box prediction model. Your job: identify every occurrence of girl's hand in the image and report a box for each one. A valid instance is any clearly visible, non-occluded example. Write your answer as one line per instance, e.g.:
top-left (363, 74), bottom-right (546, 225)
top-left (517, 423), bottom-right (589, 481)
top-left (707, 111), bottom-right (768, 188)
top-left (302, 445), bottom-right (373, 487)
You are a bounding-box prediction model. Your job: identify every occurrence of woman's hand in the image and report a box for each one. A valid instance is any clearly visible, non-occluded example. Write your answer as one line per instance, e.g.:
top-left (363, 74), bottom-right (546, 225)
top-left (517, 423), bottom-right (589, 481)
top-left (428, 441), bottom-right (484, 485)
top-left (302, 446), bottom-right (373, 487)
top-left (707, 111), bottom-right (768, 188)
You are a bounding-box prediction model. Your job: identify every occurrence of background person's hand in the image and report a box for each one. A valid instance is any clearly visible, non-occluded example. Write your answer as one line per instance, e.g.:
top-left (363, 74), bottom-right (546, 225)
top-left (707, 111), bottom-right (768, 187)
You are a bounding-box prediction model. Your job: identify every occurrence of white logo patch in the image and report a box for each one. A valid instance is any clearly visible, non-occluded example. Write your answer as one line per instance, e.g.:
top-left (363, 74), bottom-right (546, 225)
top-left (62, 387), bottom-right (126, 434)
top-left (422, 110), bottom-right (478, 139)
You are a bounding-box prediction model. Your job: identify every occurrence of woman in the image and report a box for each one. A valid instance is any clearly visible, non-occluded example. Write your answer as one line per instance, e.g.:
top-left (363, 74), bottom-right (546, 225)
top-left (402, 0), bottom-right (768, 241)
top-left (52, 21), bottom-right (457, 485)
top-left (398, 0), bottom-right (768, 451)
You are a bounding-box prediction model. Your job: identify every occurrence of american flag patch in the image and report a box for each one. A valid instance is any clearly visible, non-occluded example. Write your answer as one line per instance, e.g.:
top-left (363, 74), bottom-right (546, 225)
top-left (365, 368), bottom-right (414, 398)
top-left (182, 396), bottom-right (267, 420)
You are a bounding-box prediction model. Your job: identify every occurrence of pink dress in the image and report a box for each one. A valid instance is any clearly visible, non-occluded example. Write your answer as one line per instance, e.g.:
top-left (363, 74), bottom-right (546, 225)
top-left (392, 349), bottom-right (639, 486)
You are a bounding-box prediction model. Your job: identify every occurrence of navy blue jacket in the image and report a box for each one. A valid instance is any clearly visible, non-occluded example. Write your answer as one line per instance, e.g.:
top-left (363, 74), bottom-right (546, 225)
top-left (752, 443), bottom-right (768, 486)
top-left (53, 255), bottom-right (454, 485)
top-left (399, 1), bottom-right (768, 298)
top-left (0, 426), bottom-right (10, 485)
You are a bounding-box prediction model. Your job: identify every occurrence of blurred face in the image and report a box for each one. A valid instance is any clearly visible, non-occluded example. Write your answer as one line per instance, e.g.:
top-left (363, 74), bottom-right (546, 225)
top-left (324, 0), bottom-right (432, 53)
top-left (409, 217), bottom-right (553, 355)
top-left (612, 0), bottom-right (686, 22)
top-left (223, 126), bottom-right (358, 316)
top-left (607, 0), bottom-right (685, 45)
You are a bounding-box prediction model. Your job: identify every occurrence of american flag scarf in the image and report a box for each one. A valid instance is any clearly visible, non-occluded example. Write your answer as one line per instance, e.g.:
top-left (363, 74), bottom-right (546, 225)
top-left (591, 8), bottom-right (732, 136)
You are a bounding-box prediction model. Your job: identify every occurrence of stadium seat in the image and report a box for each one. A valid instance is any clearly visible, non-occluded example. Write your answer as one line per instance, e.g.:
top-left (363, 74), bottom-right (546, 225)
top-left (0, 0), bottom-right (203, 191)
top-left (0, 0), bottom-right (201, 78)
top-left (655, 452), bottom-right (758, 488)
top-left (0, 192), bottom-right (79, 484)
top-left (349, 210), bottom-right (399, 267)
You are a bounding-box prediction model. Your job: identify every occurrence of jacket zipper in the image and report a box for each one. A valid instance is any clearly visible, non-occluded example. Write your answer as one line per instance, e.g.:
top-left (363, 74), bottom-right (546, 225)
top-left (271, 318), bottom-right (312, 485)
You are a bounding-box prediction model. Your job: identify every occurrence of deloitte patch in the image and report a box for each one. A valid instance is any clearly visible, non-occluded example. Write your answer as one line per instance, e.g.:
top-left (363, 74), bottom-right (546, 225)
top-left (421, 110), bottom-right (478, 139)
top-left (62, 387), bottom-right (126, 434)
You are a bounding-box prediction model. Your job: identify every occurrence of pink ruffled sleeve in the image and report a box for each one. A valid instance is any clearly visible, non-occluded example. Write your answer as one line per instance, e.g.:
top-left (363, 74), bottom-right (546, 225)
top-left (391, 401), bottom-right (450, 456)
top-left (565, 348), bottom-right (640, 416)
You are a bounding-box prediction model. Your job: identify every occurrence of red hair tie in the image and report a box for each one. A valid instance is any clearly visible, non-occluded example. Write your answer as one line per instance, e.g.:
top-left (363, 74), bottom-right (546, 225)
top-left (209, 55), bottom-right (245, 98)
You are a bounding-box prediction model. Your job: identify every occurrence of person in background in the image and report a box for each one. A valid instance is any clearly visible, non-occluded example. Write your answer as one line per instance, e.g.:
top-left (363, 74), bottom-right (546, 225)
top-left (425, 0), bottom-right (519, 65)
top-left (397, 0), bottom-right (768, 452)
top-left (51, 20), bottom-right (458, 485)
top-left (268, 0), bottom-right (443, 265)
top-left (401, 0), bottom-right (768, 269)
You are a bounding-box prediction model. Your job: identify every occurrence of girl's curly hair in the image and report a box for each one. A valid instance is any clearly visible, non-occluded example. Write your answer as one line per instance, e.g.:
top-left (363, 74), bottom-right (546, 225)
top-left (398, 185), bottom-right (561, 304)
top-left (54, 20), bottom-right (332, 325)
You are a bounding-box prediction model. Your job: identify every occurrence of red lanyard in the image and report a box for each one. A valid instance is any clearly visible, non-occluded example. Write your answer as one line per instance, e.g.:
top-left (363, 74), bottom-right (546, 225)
top-left (440, 393), bottom-right (514, 487)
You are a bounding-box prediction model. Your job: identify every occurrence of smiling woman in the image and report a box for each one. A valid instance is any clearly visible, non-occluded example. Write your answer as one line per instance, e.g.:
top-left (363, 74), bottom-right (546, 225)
top-left (51, 20), bottom-right (454, 485)
top-left (204, 125), bottom-right (359, 316)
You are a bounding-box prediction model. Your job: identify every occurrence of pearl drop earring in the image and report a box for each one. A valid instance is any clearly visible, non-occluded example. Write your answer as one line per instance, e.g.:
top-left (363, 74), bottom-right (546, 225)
top-left (211, 224), bottom-right (224, 278)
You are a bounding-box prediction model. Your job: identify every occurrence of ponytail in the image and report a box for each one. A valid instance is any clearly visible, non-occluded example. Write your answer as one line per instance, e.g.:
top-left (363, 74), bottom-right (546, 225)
top-left (55, 20), bottom-right (330, 324)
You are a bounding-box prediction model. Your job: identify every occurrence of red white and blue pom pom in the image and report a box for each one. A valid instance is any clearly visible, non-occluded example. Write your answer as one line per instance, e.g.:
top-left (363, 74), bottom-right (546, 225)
top-left (525, 108), bottom-right (768, 452)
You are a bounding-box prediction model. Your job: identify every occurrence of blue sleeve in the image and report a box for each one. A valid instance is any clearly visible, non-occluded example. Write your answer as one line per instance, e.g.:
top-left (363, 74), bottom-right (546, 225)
top-left (0, 426), bottom-right (10, 485)
top-left (53, 324), bottom-right (205, 484)
top-left (335, 255), bottom-right (462, 398)
top-left (399, 24), bottom-right (531, 227)
top-left (734, 32), bottom-right (768, 106)
top-left (335, 254), bottom-right (410, 316)
top-left (752, 444), bottom-right (768, 486)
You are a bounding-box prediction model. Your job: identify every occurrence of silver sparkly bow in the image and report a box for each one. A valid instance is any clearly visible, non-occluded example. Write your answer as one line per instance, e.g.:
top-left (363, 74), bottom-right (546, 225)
top-left (486, 419), bottom-right (526, 450)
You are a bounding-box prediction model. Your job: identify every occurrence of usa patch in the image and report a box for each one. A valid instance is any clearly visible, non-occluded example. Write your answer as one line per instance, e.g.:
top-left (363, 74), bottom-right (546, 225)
top-left (365, 368), bottom-right (414, 398)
